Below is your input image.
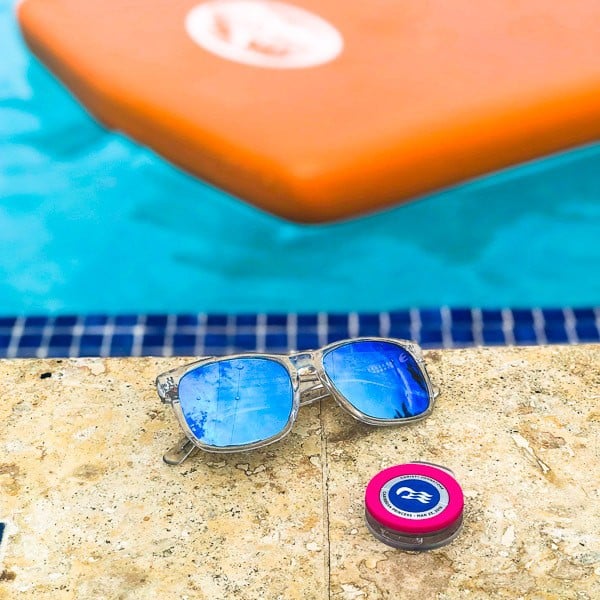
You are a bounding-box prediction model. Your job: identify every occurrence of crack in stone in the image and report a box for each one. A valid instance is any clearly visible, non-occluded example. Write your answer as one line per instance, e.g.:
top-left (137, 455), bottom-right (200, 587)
top-left (511, 431), bottom-right (552, 475)
top-left (320, 399), bottom-right (331, 600)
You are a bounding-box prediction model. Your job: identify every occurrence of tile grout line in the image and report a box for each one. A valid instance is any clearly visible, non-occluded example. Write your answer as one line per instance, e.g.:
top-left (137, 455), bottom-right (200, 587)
top-left (99, 316), bottom-right (115, 358)
top-left (5, 317), bottom-right (25, 359)
top-left (67, 316), bottom-right (85, 358)
top-left (287, 313), bottom-right (298, 352)
top-left (256, 313), bottom-right (267, 353)
top-left (471, 307), bottom-right (484, 346)
top-left (501, 309), bottom-right (516, 345)
top-left (318, 312), bottom-right (328, 348)
top-left (194, 314), bottom-right (207, 356)
top-left (163, 314), bottom-right (177, 357)
top-left (440, 306), bottom-right (453, 348)
top-left (379, 311), bottom-right (391, 338)
top-left (532, 308), bottom-right (548, 345)
top-left (130, 315), bottom-right (147, 358)
top-left (225, 315), bottom-right (236, 355)
top-left (348, 312), bottom-right (359, 339)
top-left (562, 307), bottom-right (579, 344)
top-left (36, 316), bottom-right (56, 359)
top-left (320, 398), bottom-right (331, 600)
top-left (409, 308), bottom-right (421, 344)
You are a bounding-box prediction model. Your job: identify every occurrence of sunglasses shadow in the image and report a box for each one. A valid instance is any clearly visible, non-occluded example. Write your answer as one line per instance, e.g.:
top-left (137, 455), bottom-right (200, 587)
top-left (163, 396), bottom-right (398, 466)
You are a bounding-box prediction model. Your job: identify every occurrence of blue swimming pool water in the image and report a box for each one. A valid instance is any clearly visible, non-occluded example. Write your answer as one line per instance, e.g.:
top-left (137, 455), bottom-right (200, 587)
top-left (1, 0), bottom-right (599, 315)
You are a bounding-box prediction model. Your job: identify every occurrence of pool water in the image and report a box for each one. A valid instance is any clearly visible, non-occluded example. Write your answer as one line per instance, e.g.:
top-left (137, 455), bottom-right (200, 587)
top-left (1, 0), bottom-right (599, 316)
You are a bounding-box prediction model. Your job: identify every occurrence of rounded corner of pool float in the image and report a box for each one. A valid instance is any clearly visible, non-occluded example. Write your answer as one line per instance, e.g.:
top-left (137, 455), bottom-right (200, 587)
top-left (16, 0), bottom-right (600, 223)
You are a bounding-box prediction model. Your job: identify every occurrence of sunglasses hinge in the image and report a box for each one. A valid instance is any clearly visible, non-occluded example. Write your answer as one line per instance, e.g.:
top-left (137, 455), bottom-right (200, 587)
top-left (157, 375), bottom-right (179, 404)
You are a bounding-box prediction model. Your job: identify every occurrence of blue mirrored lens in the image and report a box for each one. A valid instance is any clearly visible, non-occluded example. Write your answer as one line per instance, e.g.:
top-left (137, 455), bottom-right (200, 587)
top-left (178, 357), bottom-right (293, 448)
top-left (322, 340), bottom-right (430, 420)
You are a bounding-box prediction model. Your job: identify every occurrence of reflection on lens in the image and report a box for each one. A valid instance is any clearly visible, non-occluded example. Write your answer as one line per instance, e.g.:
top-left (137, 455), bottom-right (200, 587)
top-left (178, 357), bottom-right (293, 447)
top-left (322, 340), bottom-right (430, 420)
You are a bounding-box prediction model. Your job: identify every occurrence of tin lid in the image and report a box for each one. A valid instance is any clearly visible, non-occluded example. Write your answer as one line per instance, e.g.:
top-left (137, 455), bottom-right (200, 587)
top-left (365, 463), bottom-right (464, 535)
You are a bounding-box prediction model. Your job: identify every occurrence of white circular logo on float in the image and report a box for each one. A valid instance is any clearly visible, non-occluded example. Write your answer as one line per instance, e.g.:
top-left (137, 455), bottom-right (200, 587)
top-left (185, 0), bottom-right (343, 69)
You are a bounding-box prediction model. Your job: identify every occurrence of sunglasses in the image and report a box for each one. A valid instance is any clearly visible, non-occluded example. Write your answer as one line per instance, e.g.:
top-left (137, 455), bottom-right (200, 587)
top-left (156, 337), bottom-right (439, 464)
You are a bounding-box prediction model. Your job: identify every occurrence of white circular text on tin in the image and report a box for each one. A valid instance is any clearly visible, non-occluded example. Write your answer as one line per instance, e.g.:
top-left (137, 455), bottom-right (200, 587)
top-left (380, 475), bottom-right (449, 520)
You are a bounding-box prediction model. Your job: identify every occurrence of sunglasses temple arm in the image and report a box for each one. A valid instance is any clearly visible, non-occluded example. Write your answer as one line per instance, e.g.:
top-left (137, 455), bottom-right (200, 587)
top-left (163, 437), bottom-right (199, 465)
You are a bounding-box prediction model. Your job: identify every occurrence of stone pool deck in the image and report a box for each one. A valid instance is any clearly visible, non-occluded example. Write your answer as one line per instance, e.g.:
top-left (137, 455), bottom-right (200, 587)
top-left (0, 345), bottom-right (599, 599)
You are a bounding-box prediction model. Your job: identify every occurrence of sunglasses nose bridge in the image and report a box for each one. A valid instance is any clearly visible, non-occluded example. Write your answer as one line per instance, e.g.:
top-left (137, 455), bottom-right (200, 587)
top-left (297, 364), bottom-right (331, 406)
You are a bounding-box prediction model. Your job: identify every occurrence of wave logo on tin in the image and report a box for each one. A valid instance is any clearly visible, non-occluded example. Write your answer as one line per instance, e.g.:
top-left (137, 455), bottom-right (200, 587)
top-left (381, 476), bottom-right (449, 520)
top-left (394, 487), bottom-right (433, 504)
top-left (186, 0), bottom-right (344, 69)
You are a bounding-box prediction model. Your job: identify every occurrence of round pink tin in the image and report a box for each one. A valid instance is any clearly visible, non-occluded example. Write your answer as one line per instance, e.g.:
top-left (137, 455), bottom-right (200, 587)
top-left (364, 462), bottom-right (464, 550)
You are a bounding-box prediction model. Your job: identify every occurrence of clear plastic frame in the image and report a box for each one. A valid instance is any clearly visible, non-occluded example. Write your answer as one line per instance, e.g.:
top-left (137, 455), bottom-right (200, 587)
top-left (156, 337), bottom-right (439, 465)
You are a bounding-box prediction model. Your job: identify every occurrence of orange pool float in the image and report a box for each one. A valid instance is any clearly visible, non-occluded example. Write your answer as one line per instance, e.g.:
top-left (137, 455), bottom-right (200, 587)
top-left (18, 0), bottom-right (600, 222)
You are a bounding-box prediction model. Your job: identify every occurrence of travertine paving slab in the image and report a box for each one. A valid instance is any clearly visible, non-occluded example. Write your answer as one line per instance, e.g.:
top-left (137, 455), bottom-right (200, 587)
top-left (1, 345), bottom-right (599, 599)
top-left (0, 358), bottom-right (326, 599)
top-left (326, 345), bottom-right (600, 599)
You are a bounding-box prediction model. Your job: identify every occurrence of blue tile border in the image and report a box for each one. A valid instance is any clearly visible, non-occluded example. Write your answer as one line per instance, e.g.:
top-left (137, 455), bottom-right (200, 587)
top-left (0, 308), bottom-right (598, 358)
